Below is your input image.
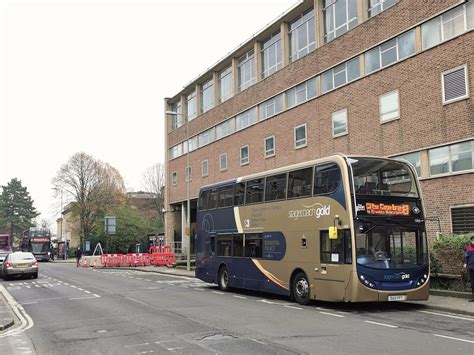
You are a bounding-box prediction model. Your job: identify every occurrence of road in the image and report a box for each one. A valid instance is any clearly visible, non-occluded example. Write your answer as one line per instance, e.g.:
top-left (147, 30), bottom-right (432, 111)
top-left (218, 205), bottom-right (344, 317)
top-left (1, 262), bottom-right (473, 354)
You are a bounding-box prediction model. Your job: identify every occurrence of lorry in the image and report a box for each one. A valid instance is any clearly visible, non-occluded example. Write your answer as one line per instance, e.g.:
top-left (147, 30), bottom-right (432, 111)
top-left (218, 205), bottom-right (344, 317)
top-left (21, 229), bottom-right (53, 261)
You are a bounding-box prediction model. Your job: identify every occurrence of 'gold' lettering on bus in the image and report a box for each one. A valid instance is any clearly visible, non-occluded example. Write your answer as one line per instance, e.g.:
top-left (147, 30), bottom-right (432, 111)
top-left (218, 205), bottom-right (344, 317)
top-left (365, 203), bottom-right (410, 216)
top-left (288, 204), bottom-right (331, 220)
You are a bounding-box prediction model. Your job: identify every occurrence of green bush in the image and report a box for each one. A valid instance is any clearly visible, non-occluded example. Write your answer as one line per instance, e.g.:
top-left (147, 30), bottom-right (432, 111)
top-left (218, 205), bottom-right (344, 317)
top-left (430, 233), bottom-right (473, 291)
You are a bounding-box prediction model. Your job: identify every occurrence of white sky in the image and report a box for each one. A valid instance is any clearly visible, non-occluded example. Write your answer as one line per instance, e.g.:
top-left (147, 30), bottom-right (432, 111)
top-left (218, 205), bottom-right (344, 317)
top-left (0, 0), bottom-right (298, 227)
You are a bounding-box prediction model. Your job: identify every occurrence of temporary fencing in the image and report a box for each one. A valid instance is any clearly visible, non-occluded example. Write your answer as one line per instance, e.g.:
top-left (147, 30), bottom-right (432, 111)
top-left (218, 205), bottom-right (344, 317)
top-left (99, 248), bottom-right (175, 268)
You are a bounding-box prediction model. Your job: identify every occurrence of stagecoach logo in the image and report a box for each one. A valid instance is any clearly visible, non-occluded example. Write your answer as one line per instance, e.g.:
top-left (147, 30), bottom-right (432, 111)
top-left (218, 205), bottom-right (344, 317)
top-left (288, 203), bottom-right (331, 221)
top-left (384, 272), bottom-right (411, 281)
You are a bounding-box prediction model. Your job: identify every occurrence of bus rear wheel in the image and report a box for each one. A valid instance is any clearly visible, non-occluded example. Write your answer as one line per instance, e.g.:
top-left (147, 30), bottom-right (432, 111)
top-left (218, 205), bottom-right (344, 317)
top-left (293, 272), bottom-right (310, 305)
top-left (218, 266), bottom-right (230, 291)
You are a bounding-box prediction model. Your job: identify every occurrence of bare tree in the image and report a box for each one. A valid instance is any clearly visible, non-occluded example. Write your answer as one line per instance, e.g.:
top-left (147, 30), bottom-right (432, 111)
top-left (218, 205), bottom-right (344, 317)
top-left (52, 152), bottom-right (126, 246)
top-left (141, 163), bottom-right (165, 225)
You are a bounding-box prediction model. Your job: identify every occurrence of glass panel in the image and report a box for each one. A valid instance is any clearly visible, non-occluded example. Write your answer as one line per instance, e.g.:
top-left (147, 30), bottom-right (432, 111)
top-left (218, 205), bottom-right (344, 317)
top-left (333, 64), bottom-right (346, 88)
top-left (307, 78), bottom-right (317, 99)
top-left (286, 87), bottom-right (296, 108)
top-left (220, 154), bottom-right (227, 170)
top-left (244, 234), bottom-right (262, 258)
top-left (442, 6), bottom-right (465, 40)
top-left (234, 183), bottom-right (246, 206)
top-left (321, 70), bottom-right (333, 93)
top-left (217, 235), bottom-right (232, 256)
top-left (314, 163), bottom-right (341, 195)
top-left (240, 146), bottom-right (249, 165)
top-left (365, 47), bottom-right (380, 74)
top-left (209, 188), bottom-right (218, 209)
top-left (421, 17), bottom-right (441, 50)
top-left (429, 146), bottom-right (449, 175)
top-left (398, 30), bottom-right (415, 60)
top-left (351, 158), bottom-right (419, 197)
top-left (332, 109), bottom-right (347, 136)
top-left (232, 234), bottom-right (244, 257)
top-left (295, 125), bottom-right (306, 146)
top-left (468, 1), bottom-right (474, 30)
top-left (380, 38), bottom-right (397, 67)
top-left (265, 173), bottom-right (287, 201)
top-left (451, 141), bottom-right (473, 172)
top-left (246, 178), bottom-right (264, 204)
top-left (380, 91), bottom-right (399, 122)
top-left (346, 57), bottom-right (360, 82)
top-left (265, 137), bottom-right (275, 157)
top-left (218, 185), bottom-right (234, 208)
top-left (288, 167), bottom-right (313, 198)
top-left (198, 190), bottom-right (209, 210)
top-left (397, 152), bottom-right (421, 177)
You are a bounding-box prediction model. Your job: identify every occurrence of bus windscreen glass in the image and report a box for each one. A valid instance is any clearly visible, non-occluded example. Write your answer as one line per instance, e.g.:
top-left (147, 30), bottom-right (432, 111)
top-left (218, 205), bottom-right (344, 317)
top-left (356, 225), bottom-right (428, 269)
top-left (31, 242), bottom-right (49, 253)
top-left (351, 158), bottom-right (419, 197)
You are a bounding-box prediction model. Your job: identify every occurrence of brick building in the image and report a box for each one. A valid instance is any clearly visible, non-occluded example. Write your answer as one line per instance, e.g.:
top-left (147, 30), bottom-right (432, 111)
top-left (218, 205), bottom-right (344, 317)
top-left (164, 0), bottom-right (474, 254)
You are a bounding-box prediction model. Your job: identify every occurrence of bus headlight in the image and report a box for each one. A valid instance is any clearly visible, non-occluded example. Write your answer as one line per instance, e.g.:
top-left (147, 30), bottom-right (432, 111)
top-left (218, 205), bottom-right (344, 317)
top-left (358, 274), bottom-right (377, 289)
top-left (416, 274), bottom-right (429, 287)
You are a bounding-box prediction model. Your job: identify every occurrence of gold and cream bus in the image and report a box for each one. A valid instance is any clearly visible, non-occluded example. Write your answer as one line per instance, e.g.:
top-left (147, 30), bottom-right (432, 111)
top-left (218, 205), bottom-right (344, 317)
top-left (195, 155), bottom-right (429, 304)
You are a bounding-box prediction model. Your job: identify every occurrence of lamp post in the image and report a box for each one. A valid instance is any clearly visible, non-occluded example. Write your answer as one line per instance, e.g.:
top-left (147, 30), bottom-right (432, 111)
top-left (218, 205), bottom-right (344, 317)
top-left (165, 110), bottom-right (191, 271)
top-left (53, 187), bottom-right (64, 259)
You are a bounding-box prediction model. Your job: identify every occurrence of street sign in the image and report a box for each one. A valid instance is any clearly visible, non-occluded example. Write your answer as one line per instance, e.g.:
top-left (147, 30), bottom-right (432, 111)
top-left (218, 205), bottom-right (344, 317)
top-left (105, 216), bottom-right (116, 235)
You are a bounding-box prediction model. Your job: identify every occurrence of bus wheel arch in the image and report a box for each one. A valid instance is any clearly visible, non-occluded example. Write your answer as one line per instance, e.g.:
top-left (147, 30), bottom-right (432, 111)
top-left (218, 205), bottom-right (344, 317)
top-left (217, 263), bottom-right (230, 291)
top-left (290, 269), bottom-right (311, 305)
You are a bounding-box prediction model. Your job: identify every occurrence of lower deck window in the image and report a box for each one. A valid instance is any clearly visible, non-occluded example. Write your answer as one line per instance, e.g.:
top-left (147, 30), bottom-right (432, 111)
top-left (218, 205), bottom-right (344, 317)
top-left (320, 230), bottom-right (352, 264)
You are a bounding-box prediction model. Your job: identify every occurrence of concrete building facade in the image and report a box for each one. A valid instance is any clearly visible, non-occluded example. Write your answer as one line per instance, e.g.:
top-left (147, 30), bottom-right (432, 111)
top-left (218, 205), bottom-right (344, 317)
top-left (164, 0), bottom-right (474, 253)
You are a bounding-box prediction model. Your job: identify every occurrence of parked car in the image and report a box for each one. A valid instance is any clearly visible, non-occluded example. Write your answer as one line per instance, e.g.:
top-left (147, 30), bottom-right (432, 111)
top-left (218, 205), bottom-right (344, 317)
top-left (0, 252), bottom-right (9, 268)
top-left (1, 252), bottom-right (38, 280)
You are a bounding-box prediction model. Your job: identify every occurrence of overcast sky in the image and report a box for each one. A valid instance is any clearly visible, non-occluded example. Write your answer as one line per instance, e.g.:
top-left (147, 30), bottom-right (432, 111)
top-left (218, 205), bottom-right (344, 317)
top-left (0, 0), bottom-right (298, 228)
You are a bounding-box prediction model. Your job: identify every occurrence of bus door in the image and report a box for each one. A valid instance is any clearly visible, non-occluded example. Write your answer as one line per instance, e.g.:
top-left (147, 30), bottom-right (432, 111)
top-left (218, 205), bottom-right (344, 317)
top-left (313, 229), bottom-right (352, 301)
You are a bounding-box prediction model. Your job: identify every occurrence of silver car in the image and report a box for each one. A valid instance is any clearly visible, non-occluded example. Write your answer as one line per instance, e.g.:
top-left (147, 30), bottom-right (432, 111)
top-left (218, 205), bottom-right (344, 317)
top-left (1, 252), bottom-right (38, 280)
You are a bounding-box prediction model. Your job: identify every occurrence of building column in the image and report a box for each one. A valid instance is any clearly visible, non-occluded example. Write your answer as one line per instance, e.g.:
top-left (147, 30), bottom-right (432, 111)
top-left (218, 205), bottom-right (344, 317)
top-left (315, 0), bottom-right (325, 47)
top-left (254, 42), bottom-right (262, 83)
top-left (213, 71), bottom-right (219, 106)
top-left (357, 0), bottom-right (369, 24)
top-left (232, 57), bottom-right (239, 94)
top-left (281, 22), bottom-right (289, 67)
top-left (195, 83), bottom-right (202, 116)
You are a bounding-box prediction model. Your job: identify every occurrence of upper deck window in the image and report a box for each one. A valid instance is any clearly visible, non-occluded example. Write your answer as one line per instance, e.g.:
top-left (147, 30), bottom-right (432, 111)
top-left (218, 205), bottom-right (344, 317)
top-left (350, 158), bottom-right (419, 197)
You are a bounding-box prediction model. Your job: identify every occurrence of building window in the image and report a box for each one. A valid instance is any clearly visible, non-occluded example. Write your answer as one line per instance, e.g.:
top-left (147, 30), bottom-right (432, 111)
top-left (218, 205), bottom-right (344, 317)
top-left (321, 57), bottom-right (360, 93)
top-left (238, 49), bottom-right (255, 92)
top-left (368, 0), bottom-right (398, 18)
top-left (185, 166), bottom-right (192, 182)
top-left (287, 78), bottom-right (317, 108)
top-left (261, 32), bottom-right (282, 78)
top-left (201, 78), bottom-right (214, 113)
top-left (170, 102), bottom-right (182, 130)
top-left (442, 65), bottom-right (469, 104)
top-left (429, 141), bottom-right (474, 176)
top-left (198, 128), bottom-right (215, 148)
top-left (395, 152), bottom-right (421, 176)
top-left (264, 136), bottom-right (275, 158)
top-left (236, 107), bottom-right (257, 130)
top-left (379, 90), bottom-right (399, 123)
top-left (202, 160), bottom-right (209, 177)
top-left (294, 124), bottom-right (307, 149)
top-left (324, 0), bottom-right (358, 43)
top-left (240, 145), bottom-right (250, 166)
top-left (332, 109), bottom-right (348, 137)
top-left (259, 95), bottom-right (283, 120)
top-left (365, 30), bottom-right (415, 74)
top-left (187, 90), bottom-right (197, 121)
top-left (219, 66), bottom-right (233, 103)
top-left (289, 8), bottom-right (316, 62)
top-left (183, 136), bottom-right (198, 154)
top-left (219, 153), bottom-right (228, 171)
top-left (171, 171), bottom-right (177, 186)
top-left (421, 3), bottom-right (473, 50)
top-left (170, 144), bottom-right (182, 159)
top-left (216, 118), bottom-right (235, 139)
top-left (451, 206), bottom-right (474, 233)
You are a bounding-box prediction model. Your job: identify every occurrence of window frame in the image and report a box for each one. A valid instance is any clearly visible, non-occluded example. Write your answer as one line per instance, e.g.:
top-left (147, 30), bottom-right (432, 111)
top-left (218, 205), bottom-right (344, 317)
top-left (332, 108), bottom-right (348, 137)
top-left (289, 8), bottom-right (316, 62)
top-left (294, 123), bottom-right (307, 149)
top-left (185, 165), bottom-right (192, 182)
top-left (379, 90), bottom-right (400, 123)
top-left (323, 0), bottom-right (358, 43)
top-left (219, 153), bottom-right (228, 172)
top-left (368, 0), bottom-right (399, 18)
top-left (240, 145), bottom-right (250, 166)
top-left (201, 159), bottom-right (209, 177)
top-left (219, 66), bottom-right (233, 103)
top-left (261, 32), bottom-right (282, 78)
top-left (264, 135), bottom-right (275, 158)
top-left (171, 171), bottom-right (177, 186)
top-left (238, 49), bottom-right (256, 92)
top-left (186, 90), bottom-right (197, 121)
top-left (429, 140), bottom-right (474, 177)
top-left (201, 78), bottom-right (214, 113)
top-left (441, 64), bottom-right (469, 105)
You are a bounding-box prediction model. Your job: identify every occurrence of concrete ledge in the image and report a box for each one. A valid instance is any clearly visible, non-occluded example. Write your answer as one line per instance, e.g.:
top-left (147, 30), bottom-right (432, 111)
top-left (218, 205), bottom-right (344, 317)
top-left (430, 289), bottom-right (472, 299)
top-left (0, 318), bottom-right (14, 331)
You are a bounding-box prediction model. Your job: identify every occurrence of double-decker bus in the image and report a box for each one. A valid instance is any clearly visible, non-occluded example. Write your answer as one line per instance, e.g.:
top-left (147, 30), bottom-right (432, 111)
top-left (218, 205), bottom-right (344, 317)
top-left (195, 155), bottom-right (429, 304)
top-left (22, 229), bottom-right (53, 261)
top-left (0, 234), bottom-right (12, 253)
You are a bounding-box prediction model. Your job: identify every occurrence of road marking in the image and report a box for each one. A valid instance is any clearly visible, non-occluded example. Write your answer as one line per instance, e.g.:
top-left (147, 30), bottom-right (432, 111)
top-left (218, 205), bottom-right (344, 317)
top-left (84, 290), bottom-right (91, 294)
top-left (250, 339), bottom-right (266, 345)
top-left (77, 288), bottom-right (84, 291)
top-left (141, 351), bottom-right (154, 354)
top-left (433, 334), bottom-right (474, 344)
top-left (93, 294), bottom-right (100, 298)
top-left (319, 311), bottom-right (345, 318)
top-left (69, 296), bottom-right (99, 300)
top-left (180, 286), bottom-right (188, 288)
top-left (233, 295), bottom-right (247, 299)
top-left (284, 305), bottom-right (302, 310)
top-left (257, 299), bottom-right (281, 305)
top-left (418, 310), bottom-right (474, 322)
top-left (21, 302), bottom-right (38, 305)
top-left (365, 320), bottom-right (398, 328)
top-left (166, 347), bottom-right (183, 351)
top-left (124, 342), bottom-right (150, 348)
top-left (26, 286), bottom-right (31, 289)
top-left (145, 279), bottom-right (151, 282)
top-left (212, 291), bottom-right (225, 295)
top-left (194, 288), bottom-right (205, 291)
top-left (70, 285), bottom-right (77, 288)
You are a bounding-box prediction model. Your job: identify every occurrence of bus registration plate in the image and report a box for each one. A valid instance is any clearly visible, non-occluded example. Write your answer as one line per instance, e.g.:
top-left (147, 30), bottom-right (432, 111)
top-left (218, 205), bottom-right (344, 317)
top-left (388, 295), bottom-right (407, 301)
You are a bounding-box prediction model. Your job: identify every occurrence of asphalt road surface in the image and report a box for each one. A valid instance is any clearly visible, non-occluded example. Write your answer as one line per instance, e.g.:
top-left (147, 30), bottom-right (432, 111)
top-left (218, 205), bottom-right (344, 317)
top-left (1, 262), bottom-right (473, 354)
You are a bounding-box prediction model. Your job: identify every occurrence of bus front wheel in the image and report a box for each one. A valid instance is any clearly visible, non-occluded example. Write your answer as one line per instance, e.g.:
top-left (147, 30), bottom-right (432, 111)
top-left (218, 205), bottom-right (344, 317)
top-left (218, 266), bottom-right (230, 291)
top-left (293, 272), bottom-right (310, 305)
